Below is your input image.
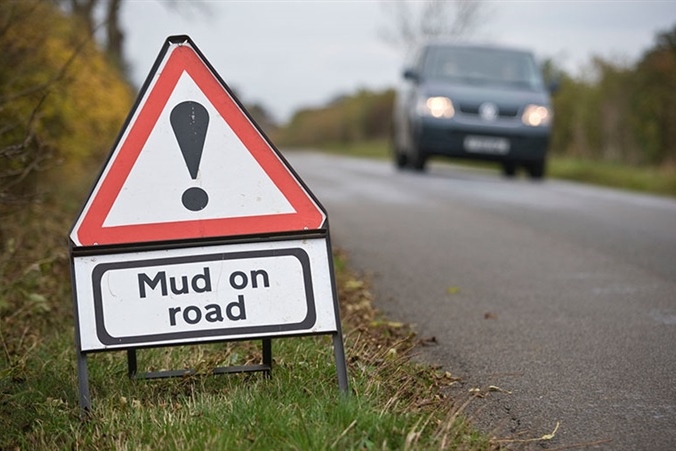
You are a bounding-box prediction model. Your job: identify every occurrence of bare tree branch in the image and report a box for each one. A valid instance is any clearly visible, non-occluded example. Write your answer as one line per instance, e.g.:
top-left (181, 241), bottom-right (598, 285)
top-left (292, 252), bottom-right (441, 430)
top-left (51, 0), bottom-right (211, 74)
top-left (105, 0), bottom-right (123, 70)
top-left (0, 14), bottom-right (93, 206)
top-left (379, 0), bottom-right (485, 54)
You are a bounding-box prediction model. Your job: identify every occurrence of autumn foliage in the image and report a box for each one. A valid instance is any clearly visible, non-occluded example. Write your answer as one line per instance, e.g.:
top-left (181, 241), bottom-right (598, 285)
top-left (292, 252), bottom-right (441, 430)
top-left (276, 89), bottom-right (395, 147)
top-left (548, 25), bottom-right (676, 167)
top-left (0, 0), bottom-right (133, 206)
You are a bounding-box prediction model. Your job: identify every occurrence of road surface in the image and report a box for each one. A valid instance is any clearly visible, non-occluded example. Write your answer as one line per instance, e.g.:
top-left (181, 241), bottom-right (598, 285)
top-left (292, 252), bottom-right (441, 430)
top-left (286, 151), bottom-right (676, 450)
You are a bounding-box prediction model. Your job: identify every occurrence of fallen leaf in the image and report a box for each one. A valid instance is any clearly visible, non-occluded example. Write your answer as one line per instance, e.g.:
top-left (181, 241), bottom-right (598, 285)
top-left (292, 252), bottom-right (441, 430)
top-left (345, 279), bottom-right (364, 290)
top-left (446, 286), bottom-right (460, 295)
top-left (493, 421), bottom-right (560, 444)
top-left (419, 336), bottom-right (438, 346)
top-left (488, 385), bottom-right (512, 394)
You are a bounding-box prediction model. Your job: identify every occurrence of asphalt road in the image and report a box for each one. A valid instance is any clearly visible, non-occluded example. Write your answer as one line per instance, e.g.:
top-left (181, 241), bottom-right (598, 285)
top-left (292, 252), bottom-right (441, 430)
top-left (286, 151), bottom-right (676, 450)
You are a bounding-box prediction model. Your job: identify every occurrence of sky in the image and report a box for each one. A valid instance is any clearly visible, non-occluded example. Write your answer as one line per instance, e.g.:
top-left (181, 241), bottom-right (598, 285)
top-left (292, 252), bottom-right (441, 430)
top-left (120, 1), bottom-right (676, 123)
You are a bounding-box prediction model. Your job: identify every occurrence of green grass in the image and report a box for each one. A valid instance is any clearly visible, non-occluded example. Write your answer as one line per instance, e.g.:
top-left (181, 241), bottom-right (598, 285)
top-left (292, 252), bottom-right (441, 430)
top-left (2, 333), bottom-right (482, 449)
top-left (548, 157), bottom-right (676, 197)
top-left (1, 287), bottom-right (486, 450)
top-left (309, 139), bottom-right (676, 198)
top-left (0, 188), bottom-right (491, 450)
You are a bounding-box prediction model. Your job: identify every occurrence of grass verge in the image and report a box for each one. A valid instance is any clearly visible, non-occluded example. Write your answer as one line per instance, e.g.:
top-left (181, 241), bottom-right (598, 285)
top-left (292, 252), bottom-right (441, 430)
top-left (0, 184), bottom-right (491, 449)
top-left (547, 157), bottom-right (676, 198)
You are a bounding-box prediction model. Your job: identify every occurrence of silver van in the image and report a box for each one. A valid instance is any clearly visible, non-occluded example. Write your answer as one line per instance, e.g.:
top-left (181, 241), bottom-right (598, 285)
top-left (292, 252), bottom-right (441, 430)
top-left (392, 42), bottom-right (553, 178)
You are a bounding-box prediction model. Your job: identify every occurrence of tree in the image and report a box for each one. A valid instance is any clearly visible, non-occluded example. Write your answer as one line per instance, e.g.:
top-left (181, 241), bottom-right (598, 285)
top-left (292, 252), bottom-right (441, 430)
top-left (276, 89), bottom-right (395, 147)
top-left (0, 0), bottom-right (133, 207)
top-left (53, 0), bottom-right (126, 69)
top-left (50, 0), bottom-right (206, 75)
top-left (633, 25), bottom-right (676, 165)
top-left (379, 0), bottom-right (485, 54)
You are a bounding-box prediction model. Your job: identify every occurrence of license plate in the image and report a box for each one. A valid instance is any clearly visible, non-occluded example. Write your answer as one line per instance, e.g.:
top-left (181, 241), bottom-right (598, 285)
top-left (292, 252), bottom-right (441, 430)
top-left (464, 136), bottom-right (510, 155)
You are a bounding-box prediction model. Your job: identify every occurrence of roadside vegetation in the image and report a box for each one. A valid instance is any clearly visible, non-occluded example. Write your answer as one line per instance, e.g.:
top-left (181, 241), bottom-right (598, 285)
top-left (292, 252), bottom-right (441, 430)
top-left (1, 191), bottom-right (492, 449)
top-left (0, 2), bottom-right (495, 449)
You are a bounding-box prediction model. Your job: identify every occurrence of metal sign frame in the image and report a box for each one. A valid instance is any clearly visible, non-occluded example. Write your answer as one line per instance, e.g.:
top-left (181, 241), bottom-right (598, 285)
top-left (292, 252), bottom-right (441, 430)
top-left (68, 35), bottom-right (348, 415)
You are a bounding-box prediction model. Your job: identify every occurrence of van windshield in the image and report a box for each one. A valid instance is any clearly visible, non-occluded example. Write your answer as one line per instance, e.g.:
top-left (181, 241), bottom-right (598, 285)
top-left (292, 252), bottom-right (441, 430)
top-left (422, 46), bottom-right (544, 90)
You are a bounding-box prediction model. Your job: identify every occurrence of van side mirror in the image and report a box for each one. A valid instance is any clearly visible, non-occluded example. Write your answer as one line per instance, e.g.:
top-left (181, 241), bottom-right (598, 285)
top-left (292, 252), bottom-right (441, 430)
top-left (403, 68), bottom-right (420, 83)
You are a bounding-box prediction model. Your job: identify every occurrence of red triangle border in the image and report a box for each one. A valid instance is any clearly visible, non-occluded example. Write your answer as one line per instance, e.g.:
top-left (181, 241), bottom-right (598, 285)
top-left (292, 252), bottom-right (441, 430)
top-left (73, 43), bottom-right (325, 247)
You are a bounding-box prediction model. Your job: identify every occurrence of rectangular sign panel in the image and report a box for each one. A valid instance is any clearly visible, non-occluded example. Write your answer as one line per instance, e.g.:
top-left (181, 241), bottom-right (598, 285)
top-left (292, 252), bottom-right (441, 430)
top-left (73, 238), bottom-right (337, 351)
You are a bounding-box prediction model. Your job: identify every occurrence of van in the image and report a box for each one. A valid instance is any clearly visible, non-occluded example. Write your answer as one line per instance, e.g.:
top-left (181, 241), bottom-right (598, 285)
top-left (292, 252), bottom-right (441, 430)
top-left (392, 42), bottom-right (553, 178)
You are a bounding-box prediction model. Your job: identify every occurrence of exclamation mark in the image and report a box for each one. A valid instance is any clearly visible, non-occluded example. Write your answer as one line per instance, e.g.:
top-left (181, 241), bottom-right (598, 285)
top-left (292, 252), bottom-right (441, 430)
top-left (170, 101), bottom-right (210, 211)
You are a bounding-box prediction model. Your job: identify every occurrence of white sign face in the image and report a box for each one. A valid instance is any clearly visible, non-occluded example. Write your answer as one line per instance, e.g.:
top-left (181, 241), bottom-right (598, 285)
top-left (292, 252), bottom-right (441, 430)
top-left (103, 71), bottom-right (295, 228)
top-left (73, 238), bottom-right (337, 351)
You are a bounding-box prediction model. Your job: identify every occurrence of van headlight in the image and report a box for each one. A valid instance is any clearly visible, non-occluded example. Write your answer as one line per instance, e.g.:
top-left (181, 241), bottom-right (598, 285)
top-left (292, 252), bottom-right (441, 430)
top-left (418, 96), bottom-right (455, 119)
top-left (522, 105), bottom-right (552, 127)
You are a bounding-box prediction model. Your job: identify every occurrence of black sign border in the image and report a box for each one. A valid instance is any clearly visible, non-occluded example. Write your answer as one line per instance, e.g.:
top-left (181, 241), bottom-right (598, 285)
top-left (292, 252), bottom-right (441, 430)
top-left (91, 248), bottom-right (316, 346)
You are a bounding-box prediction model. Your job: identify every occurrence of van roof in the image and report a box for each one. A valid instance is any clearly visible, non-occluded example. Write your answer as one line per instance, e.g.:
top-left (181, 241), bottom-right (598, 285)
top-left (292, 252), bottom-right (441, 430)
top-left (420, 40), bottom-right (535, 56)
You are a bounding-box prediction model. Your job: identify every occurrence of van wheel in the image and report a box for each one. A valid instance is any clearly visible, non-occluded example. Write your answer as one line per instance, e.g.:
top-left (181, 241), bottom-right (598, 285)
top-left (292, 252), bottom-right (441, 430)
top-left (502, 161), bottom-right (517, 178)
top-left (393, 146), bottom-right (408, 169)
top-left (527, 160), bottom-right (546, 180)
top-left (410, 147), bottom-right (427, 171)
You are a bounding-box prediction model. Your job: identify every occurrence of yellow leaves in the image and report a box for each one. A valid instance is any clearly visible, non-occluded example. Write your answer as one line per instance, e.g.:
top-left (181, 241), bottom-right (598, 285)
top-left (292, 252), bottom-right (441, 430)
top-left (469, 385), bottom-right (512, 397)
top-left (39, 34), bottom-right (133, 161)
top-left (433, 370), bottom-right (460, 387)
top-left (344, 278), bottom-right (364, 291)
top-left (488, 385), bottom-right (512, 394)
top-left (0, 0), bottom-right (133, 164)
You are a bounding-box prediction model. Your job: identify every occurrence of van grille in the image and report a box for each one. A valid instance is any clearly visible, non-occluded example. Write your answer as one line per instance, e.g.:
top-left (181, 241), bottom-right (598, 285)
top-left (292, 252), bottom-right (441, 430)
top-left (459, 103), bottom-right (519, 118)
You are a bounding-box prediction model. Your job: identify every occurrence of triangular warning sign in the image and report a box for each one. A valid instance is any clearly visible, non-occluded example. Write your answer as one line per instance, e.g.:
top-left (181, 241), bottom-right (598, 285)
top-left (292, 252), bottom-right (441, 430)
top-left (70, 36), bottom-right (326, 247)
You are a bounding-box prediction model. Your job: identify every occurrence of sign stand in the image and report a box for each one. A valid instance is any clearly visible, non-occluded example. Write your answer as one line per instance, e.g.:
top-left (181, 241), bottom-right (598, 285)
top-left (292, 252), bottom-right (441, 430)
top-left (125, 339), bottom-right (272, 380)
top-left (72, 240), bottom-right (350, 415)
top-left (75, 299), bottom-right (348, 414)
top-left (75, 302), bottom-right (348, 414)
top-left (69, 35), bottom-right (349, 415)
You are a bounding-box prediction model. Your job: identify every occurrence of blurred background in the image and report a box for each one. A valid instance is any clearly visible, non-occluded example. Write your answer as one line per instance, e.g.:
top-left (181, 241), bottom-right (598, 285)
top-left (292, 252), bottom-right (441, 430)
top-left (2, 0), bottom-right (675, 207)
top-left (1, 3), bottom-right (676, 447)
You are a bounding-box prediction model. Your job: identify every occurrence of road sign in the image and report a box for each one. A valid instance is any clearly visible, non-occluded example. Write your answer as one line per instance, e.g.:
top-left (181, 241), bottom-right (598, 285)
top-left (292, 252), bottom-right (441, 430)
top-left (69, 36), bottom-right (348, 414)
top-left (70, 36), bottom-right (325, 247)
top-left (73, 238), bottom-right (337, 351)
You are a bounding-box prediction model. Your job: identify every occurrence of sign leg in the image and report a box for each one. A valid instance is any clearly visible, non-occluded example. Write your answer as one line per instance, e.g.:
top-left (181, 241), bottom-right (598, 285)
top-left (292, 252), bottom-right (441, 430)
top-left (77, 350), bottom-right (91, 416)
top-left (332, 333), bottom-right (349, 394)
top-left (262, 338), bottom-right (272, 378)
top-left (127, 349), bottom-right (138, 378)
